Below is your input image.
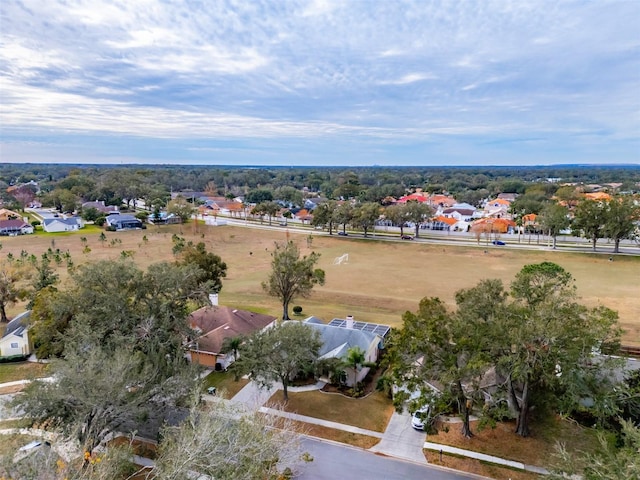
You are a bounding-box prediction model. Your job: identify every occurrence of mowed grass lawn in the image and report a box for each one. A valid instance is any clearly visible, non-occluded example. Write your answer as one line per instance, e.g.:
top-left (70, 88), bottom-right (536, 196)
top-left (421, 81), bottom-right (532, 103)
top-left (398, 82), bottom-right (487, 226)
top-left (201, 370), bottom-right (248, 399)
top-left (0, 362), bottom-right (50, 384)
top-left (269, 390), bottom-right (394, 433)
top-left (3, 224), bottom-right (640, 344)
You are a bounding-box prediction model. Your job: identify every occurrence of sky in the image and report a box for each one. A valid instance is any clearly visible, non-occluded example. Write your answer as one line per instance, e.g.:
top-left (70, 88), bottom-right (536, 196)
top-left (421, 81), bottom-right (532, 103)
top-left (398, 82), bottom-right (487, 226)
top-left (1, 0), bottom-right (639, 167)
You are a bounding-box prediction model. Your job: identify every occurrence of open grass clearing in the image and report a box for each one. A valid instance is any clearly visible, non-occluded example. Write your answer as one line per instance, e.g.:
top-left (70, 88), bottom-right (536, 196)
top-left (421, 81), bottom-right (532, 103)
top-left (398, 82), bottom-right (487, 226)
top-left (428, 414), bottom-right (602, 468)
top-left (0, 362), bottom-right (50, 384)
top-left (201, 370), bottom-right (248, 399)
top-left (2, 224), bottom-right (639, 344)
top-left (424, 450), bottom-right (542, 480)
top-left (269, 389), bottom-right (394, 433)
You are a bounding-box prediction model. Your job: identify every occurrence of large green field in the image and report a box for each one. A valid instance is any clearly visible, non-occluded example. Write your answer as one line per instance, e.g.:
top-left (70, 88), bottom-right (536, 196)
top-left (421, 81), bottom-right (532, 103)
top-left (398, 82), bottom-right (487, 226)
top-left (3, 224), bottom-right (639, 345)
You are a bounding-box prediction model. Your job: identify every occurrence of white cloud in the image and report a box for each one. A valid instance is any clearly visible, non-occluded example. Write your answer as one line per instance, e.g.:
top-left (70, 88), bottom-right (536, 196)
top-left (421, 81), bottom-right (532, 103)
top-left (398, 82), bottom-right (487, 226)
top-left (0, 0), bottom-right (638, 164)
top-left (380, 73), bottom-right (437, 85)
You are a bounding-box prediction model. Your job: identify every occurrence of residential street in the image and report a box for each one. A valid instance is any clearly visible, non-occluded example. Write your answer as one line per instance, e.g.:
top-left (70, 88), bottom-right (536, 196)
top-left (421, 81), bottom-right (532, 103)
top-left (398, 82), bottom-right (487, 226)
top-left (298, 437), bottom-right (482, 480)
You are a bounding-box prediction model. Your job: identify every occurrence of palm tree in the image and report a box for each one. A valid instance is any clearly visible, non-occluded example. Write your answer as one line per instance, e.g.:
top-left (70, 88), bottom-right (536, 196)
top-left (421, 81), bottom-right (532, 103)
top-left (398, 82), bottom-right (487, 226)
top-left (221, 336), bottom-right (243, 362)
top-left (342, 346), bottom-right (374, 388)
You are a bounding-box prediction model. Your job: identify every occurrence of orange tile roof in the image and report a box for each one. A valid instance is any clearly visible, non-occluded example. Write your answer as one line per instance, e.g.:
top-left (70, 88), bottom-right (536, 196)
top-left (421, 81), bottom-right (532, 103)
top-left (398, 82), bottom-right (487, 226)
top-left (434, 215), bottom-right (457, 226)
top-left (397, 193), bottom-right (430, 203)
top-left (584, 192), bottom-right (612, 201)
top-left (472, 218), bottom-right (515, 233)
top-left (488, 198), bottom-right (511, 206)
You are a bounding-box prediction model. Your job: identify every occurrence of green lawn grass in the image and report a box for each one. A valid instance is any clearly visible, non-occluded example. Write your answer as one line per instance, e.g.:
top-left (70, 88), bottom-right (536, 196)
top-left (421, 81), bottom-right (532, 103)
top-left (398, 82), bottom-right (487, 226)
top-left (2, 224), bottom-right (639, 344)
top-left (270, 390), bottom-right (394, 433)
top-left (0, 362), bottom-right (50, 384)
top-left (201, 370), bottom-right (248, 399)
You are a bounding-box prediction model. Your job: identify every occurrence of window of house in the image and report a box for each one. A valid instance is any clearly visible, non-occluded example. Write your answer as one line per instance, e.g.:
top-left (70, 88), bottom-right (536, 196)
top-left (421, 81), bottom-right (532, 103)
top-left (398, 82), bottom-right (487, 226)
top-left (10, 342), bottom-right (19, 349)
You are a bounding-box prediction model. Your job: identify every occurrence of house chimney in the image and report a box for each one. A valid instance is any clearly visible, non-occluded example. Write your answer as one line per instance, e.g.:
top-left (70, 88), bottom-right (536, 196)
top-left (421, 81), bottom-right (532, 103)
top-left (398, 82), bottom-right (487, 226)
top-left (209, 293), bottom-right (219, 306)
top-left (345, 315), bottom-right (354, 329)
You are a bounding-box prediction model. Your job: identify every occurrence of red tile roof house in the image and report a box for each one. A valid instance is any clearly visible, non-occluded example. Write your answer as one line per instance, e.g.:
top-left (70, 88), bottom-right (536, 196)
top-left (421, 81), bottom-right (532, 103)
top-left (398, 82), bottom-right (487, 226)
top-left (186, 298), bottom-right (277, 371)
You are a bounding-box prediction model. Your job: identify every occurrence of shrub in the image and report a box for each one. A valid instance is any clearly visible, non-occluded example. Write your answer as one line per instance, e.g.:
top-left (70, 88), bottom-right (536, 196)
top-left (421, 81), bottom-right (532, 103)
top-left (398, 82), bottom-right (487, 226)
top-left (95, 215), bottom-right (106, 226)
top-left (30, 220), bottom-right (41, 227)
top-left (293, 305), bottom-right (303, 315)
top-left (0, 355), bottom-right (28, 364)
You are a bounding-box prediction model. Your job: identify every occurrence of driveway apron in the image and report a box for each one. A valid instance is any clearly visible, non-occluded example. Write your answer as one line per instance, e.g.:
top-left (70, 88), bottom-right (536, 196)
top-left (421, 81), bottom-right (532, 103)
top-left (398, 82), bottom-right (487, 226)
top-left (369, 410), bottom-right (428, 464)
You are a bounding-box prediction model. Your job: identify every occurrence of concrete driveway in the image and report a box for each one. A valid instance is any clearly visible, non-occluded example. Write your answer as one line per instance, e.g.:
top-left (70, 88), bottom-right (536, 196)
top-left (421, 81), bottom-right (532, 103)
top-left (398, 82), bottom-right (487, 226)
top-left (369, 410), bottom-right (427, 464)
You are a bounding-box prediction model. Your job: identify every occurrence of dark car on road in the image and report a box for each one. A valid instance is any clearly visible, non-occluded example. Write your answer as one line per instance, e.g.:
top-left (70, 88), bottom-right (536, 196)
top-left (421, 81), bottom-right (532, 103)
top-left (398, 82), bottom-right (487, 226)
top-left (492, 240), bottom-right (506, 246)
top-left (401, 235), bottom-right (414, 240)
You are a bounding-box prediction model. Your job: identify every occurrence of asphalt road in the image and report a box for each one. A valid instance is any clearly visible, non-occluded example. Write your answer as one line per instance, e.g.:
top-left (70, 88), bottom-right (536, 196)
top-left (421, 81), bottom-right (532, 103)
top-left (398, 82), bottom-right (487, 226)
top-left (223, 218), bottom-right (640, 256)
top-left (297, 437), bottom-right (481, 480)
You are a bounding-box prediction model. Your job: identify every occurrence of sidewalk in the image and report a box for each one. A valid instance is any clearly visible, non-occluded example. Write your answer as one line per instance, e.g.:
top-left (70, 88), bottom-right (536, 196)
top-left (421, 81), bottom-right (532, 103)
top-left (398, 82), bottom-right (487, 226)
top-left (228, 380), bottom-right (552, 474)
top-left (424, 441), bottom-right (549, 475)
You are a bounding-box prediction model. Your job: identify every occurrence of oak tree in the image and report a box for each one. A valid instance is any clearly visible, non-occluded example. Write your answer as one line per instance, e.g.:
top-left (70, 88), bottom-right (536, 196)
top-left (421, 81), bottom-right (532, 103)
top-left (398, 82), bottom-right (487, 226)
top-left (262, 241), bottom-right (325, 320)
top-left (234, 321), bottom-right (322, 401)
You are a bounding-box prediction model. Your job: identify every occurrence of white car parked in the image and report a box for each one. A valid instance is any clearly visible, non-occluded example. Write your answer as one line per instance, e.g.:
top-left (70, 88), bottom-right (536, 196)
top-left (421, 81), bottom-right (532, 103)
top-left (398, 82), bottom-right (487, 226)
top-left (411, 406), bottom-right (431, 431)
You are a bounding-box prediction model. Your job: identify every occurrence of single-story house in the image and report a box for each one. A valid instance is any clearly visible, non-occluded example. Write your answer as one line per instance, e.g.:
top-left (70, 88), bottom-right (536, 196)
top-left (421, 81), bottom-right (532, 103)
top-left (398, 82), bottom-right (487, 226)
top-left (106, 214), bottom-right (143, 230)
top-left (299, 316), bottom-right (390, 386)
top-left (427, 215), bottom-right (458, 231)
top-left (0, 219), bottom-right (34, 236)
top-left (42, 217), bottom-right (83, 233)
top-left (471, 217), bottom-right (516, 235)
top-left (82, 201), bottom-right (119, 215)
top-left (304, 197), bottom-right (328, 211)
top-left (196, 197), bottom-right (245, 217)
top-left (0, 208), bottom-right (22, 222)
top-left (147, 212), bottom-right (181, 225)
top-left (0, 311), bottom-right (32, 358)
top-left (187, 297), bottom-right (277, 370)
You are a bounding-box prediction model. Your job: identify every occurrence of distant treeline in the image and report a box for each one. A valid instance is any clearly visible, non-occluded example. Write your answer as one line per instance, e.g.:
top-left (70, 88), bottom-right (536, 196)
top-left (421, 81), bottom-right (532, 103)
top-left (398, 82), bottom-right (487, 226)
top-left (1, 163), bottom-right (639, 209)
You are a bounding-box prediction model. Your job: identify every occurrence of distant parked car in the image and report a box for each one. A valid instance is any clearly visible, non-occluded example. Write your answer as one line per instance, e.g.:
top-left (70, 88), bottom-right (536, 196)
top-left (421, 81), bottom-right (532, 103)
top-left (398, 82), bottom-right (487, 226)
top-left (401, 235), bottom-right (414, 240)
top-left (338, 231), bottom-right (348, 236)
top-left (492, 240), bottom-right (506, 246)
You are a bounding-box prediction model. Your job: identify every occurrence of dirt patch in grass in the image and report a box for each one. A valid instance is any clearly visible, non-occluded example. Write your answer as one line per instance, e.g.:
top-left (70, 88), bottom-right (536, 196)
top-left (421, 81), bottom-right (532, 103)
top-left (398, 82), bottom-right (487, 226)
top-left (270, 389), bottom-right (394, 433)
top-left (0, 362), bottom-right (50, 384)
top-left (0, 384), bottom-right (25, 394)
top-left (201, 370), bottom-right (249, 399)
top-left (424, 450), bottom-right (542, 480)
top-left (428, 415), bottom-right (600, 468)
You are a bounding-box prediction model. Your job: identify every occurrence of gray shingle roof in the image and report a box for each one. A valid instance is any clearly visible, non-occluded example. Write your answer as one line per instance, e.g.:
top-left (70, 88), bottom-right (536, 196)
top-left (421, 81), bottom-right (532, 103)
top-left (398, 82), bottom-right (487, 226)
top-left (300, 319), bottom-right (382, 360)
top-left (2, 311), bottom-right (31, 339)
top-left (43, 218), bottom-right (81, 227)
